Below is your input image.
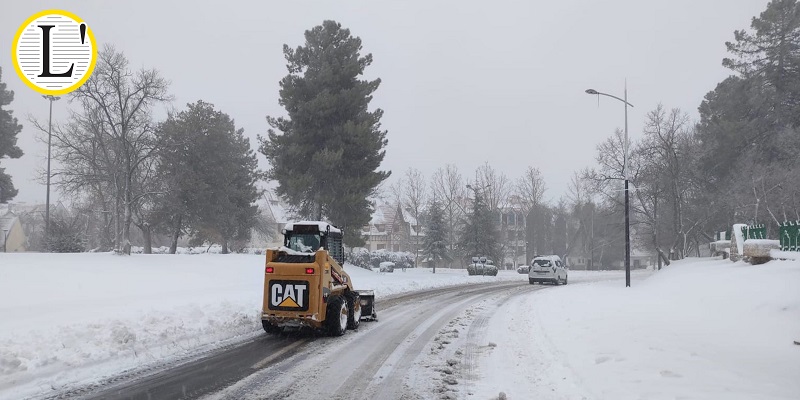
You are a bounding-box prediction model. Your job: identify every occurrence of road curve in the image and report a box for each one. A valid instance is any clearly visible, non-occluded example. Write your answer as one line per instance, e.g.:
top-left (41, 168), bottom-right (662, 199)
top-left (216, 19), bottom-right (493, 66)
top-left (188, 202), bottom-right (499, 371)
top-left (68, 280), bottom-right (535, 400)
top-left (204, 281), bottom-right (538, 400)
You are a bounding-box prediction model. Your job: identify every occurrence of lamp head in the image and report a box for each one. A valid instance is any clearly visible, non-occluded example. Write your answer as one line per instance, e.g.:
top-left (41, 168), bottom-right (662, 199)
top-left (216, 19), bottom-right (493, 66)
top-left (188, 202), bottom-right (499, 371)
top-left (585, 89), bottom-right (599, 95)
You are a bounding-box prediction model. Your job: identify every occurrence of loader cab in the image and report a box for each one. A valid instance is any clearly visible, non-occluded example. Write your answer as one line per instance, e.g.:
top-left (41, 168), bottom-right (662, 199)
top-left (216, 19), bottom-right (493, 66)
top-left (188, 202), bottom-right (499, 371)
top-left (282, 221), bottom-right (345, 265)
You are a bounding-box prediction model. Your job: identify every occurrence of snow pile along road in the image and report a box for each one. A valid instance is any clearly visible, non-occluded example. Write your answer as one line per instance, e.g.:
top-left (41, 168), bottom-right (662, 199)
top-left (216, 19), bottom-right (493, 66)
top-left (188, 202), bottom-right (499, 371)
top-left (0, 252), bottom-right (527, 399)
top-left (473, 257), bottom-right (800, 400)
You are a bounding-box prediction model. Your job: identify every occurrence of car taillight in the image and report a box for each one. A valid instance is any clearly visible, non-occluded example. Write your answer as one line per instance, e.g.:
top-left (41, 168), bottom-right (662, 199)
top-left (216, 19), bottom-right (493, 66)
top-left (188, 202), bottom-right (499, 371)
top-left (265, 266), bottom-right (274, 273)
top-left (305, 268), bottom-right (315, 274)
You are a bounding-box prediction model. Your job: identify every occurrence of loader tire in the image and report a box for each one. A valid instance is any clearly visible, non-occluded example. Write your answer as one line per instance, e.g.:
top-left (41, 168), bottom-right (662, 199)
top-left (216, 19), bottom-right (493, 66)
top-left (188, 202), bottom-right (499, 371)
top-left (262, 320), bottom-right (281, 335)
top-left (345, 291), bottom-right (361, 330)
top-left (325, 295), bottom-right (348, 337)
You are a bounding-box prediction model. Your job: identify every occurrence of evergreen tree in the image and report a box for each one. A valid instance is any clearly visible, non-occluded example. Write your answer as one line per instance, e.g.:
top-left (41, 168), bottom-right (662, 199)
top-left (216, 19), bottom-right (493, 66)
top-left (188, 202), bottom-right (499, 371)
top-left (724, 0), bottom-right (800, 123)
top-left (0, 67), bottom-right (23, 203)
top-left (696, 0), bottom-right (800, 233)
top-left (158, 101), bottom-right (261, 253)
top-left (259, 20), bottom-right (390, 246)
top-left (423, 197), bottom-right (450, 273)
top-left (46, 214), bottom-right (85, 253)
top-left (458, 191), bottom-right (500, 264)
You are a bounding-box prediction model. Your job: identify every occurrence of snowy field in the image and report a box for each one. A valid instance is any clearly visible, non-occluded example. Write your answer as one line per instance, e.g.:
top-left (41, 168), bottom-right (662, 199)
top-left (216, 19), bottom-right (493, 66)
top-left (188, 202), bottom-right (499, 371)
top-left (472, 257), bottom-right (800, 400)
top-left (0, 252), bottom-right (547, 399)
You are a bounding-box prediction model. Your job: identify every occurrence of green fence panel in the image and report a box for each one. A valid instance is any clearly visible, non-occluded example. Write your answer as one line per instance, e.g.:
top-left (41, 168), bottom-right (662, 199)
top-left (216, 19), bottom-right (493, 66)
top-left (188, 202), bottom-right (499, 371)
top-left (779, 221), bottom-right (800, 251)
top-left (742, 224), bottom-right (767, 240)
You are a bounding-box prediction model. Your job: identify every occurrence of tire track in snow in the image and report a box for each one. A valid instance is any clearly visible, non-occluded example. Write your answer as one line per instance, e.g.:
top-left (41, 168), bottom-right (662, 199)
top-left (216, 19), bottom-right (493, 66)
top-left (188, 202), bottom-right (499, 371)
top-left (206, 282), bottom-right (526, 400)
top-left (456, 285), bottom-right (534, 398)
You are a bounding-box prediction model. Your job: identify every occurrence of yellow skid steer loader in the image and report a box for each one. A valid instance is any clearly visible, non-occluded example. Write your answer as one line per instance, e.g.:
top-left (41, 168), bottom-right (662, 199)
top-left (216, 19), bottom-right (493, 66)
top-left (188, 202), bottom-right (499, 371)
top-left (261, 221), bottom-right (377, 336)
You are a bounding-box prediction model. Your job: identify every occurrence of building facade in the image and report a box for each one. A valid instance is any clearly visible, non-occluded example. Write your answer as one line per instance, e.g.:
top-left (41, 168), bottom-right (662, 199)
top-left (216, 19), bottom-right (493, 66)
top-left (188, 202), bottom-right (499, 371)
top-left (0, 206), bottom-right (27, 252)
top-left (498, 206), bottom-right (527, 268)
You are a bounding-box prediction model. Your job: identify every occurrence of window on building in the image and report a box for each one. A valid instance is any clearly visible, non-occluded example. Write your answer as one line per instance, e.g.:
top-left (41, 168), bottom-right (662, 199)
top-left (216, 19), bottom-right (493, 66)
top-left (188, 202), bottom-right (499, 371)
top-left (393, 244), bottom-right (400, 252)
top-left (393, 223), bottom-right (399, 232)
top-left (362, 225), bottom-right (370, 232)
top-left (377, 244), bottom-right (386, 250)
top-left (509, 213), bottom-right (516, 226)
top-left (376, 224), bottom-right (385, 232)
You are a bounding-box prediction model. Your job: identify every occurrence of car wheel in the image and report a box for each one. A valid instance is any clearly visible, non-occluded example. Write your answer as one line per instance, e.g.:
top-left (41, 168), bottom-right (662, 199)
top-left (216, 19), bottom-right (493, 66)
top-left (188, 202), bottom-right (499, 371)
top-left (564, 274), bottom-right (568, 285)
top-left (529, 278), bottom-right (535, 285)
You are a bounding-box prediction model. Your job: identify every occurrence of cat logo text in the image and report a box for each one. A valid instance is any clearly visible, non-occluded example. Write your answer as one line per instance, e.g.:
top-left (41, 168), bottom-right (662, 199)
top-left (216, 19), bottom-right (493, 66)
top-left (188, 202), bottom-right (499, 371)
top-left (269, 281), bottom-right (309, 311)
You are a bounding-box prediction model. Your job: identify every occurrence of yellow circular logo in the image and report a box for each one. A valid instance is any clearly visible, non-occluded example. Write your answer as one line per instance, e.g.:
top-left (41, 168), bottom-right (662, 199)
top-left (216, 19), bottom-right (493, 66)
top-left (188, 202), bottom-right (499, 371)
top-left (11, 10), bottom-right (97, 96)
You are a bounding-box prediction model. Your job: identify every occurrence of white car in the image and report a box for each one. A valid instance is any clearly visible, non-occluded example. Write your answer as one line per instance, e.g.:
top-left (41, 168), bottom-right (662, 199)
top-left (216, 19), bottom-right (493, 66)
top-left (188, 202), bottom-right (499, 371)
top-left (528, 255), bottom-right (568, 285)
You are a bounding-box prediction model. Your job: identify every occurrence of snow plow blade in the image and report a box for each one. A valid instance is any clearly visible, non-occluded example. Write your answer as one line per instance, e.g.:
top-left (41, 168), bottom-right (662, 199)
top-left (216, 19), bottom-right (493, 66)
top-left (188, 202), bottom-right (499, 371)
top-left (356, 290), bottom-right (377, 321)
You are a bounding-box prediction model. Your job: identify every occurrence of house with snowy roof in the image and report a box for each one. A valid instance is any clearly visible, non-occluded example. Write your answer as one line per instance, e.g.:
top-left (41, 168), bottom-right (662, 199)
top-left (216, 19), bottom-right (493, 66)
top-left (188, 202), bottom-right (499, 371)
top-left (257, 190), bottom-right (293, 248)
top-left (360, 203), bottom-right (423, 254)
top-left (0, 205), bottom-right (26, 252)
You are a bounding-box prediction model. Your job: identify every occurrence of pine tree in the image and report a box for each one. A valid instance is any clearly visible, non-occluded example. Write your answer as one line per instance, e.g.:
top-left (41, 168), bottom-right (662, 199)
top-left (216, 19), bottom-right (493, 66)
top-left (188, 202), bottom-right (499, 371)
top-left (459, 192), bottom-right (500, 265)
top-left (259, 20), bottom-right (390, 246)
top-left (0, 67), bottom-right (23, 203)
top-left (724, 0), bottom-right (800, 122)
top-left (423, 197), bottom-right (450, 273)
top-left (158, 101), bottom-right (261, 253)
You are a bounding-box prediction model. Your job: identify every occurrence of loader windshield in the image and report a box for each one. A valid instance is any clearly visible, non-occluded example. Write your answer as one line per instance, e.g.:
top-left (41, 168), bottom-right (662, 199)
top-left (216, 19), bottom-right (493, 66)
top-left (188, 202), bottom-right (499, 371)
top-left (288, 233), bottom-right (321, 253)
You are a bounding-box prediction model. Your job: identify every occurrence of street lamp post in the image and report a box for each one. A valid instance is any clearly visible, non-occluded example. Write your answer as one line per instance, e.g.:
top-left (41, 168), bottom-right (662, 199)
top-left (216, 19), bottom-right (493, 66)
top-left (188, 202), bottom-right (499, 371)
top-left (585, 86), bottom-right (634, 287)
top-left (2, 229), bottom-right (8, 253)
top-left (43, 95), bottom-right (60, 249)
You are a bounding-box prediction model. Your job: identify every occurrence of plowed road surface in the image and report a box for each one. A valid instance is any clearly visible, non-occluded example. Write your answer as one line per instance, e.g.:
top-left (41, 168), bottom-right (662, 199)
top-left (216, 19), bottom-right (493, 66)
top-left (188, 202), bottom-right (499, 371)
top-left (73, 281), bottom-right (547, 400)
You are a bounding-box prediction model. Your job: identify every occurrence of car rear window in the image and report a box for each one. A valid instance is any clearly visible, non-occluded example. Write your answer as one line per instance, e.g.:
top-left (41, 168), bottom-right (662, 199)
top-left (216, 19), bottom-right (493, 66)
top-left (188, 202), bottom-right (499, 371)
top-left (533, 259), bottom-right (552, 267)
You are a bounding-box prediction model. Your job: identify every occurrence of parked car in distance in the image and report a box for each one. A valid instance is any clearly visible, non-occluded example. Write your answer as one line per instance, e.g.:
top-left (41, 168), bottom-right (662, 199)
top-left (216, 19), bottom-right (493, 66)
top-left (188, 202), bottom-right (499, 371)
top-left (467, 256), bottom-right (498, 276)
top-left (528, 255), bottom-right (568, 285)
top-left (516, 265), bottom-right (530, 274)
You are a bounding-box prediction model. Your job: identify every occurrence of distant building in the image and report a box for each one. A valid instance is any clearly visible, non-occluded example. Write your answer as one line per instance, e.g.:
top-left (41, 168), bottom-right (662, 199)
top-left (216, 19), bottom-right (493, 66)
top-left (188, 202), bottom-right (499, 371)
top-left (258, 190), bottom-right (292, 249)
top-left (498, 206), bottom-right (527, 268)
top-left (0, 205), bottom-right (27, 252)
top-left (565, 255), bottom-right (590, 269)
top-left (608, 250), bottom-right (654, 269)
top-left (361, 203), bottom-right (423, 254)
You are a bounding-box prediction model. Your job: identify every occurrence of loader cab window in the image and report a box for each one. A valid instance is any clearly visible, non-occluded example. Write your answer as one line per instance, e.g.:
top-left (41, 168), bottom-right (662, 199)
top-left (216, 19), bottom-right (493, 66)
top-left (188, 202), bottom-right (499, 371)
top-left (288, 233), bottom-right (320, 253)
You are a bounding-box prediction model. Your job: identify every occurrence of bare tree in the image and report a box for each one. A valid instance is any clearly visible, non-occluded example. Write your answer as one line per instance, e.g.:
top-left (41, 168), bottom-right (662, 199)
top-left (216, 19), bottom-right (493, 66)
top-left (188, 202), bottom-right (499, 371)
top-left (431, 164), bottom-right (467, 264)
top-left (474, 162), bottom-right (511, 211)
top-left (514, 166), bottom-right (547, 217)
top-left (473, 162), bottom-right (511, 265)
top-left (40, 45), bottom-right (171, 254)
top-left (512, 166), bottom-right (547, 263)
top-left (392, 167), bottom-right (427, 266)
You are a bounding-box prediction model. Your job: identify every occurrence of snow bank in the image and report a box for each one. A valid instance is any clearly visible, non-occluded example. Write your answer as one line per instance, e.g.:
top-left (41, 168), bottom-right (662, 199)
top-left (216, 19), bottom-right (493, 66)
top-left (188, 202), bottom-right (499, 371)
top-left (743, 239), bottom-right (780, 259)
top-left (478, 257), bottom-right (800, 399)
top-left (0, 252), bottom-right (527, 399)
top-left (731, 223), bottom-right (746, 260)
top-left (770, 249), bottom-right (800, 260)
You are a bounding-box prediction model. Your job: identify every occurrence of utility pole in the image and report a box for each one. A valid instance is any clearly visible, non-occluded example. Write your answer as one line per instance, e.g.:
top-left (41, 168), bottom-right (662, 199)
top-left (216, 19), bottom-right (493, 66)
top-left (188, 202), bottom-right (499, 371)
top-left (43, 95), bottom-right (60, 249)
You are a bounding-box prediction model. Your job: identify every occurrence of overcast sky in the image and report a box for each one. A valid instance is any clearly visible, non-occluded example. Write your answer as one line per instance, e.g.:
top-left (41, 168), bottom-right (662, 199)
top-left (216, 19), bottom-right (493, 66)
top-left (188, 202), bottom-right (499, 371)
top-left (2, 0), bottom-right (767, 206)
